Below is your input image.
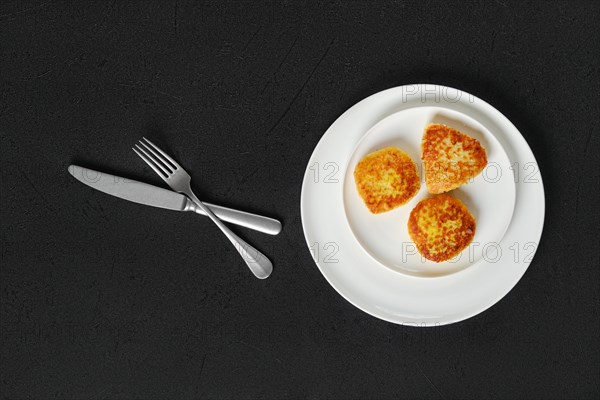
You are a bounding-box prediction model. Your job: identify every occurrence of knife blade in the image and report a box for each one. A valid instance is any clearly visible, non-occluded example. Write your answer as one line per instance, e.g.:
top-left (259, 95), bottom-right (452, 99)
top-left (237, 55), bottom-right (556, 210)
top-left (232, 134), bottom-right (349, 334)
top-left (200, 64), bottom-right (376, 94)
top-left (68, 165), bottom-right (281, 235)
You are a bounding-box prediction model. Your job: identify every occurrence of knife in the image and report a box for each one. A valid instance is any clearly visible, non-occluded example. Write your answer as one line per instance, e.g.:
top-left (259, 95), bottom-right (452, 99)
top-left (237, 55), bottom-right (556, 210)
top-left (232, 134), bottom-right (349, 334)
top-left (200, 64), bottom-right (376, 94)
top-left (68, 165), bottom-right (282, 235)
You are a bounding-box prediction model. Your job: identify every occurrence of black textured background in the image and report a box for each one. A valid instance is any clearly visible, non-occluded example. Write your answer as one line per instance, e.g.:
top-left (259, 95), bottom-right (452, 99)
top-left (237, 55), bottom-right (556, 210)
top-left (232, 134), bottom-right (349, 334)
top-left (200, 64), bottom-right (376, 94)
top-left (1, 1), bottom-right (599, 399)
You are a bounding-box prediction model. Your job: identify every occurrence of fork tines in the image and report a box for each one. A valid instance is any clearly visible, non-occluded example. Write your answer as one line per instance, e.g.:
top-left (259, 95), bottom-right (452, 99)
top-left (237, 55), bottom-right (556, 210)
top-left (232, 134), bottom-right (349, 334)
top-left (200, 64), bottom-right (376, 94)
top-left (133, 137), bottom-right (179, 178)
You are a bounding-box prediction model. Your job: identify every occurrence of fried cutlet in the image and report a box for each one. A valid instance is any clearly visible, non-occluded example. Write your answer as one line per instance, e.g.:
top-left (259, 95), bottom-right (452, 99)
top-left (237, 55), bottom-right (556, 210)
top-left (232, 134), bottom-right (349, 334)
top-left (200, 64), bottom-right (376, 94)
top-left (407, 194), bottom-right (476, 262)
top-left (354, 146), bottom-right (420, 214)
top-left (422, 123), bottom-right (487, 194)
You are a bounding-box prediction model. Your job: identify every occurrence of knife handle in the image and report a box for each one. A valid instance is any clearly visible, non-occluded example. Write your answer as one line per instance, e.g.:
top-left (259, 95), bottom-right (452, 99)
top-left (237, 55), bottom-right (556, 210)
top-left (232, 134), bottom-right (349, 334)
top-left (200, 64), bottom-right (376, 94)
top-left (185, 200), bottom-right (282, 235)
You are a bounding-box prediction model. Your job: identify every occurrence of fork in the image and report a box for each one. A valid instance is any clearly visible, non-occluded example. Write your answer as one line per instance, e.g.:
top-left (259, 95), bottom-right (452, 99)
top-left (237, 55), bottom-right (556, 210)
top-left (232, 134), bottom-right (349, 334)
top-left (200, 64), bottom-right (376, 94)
top-left (133, 138), bottom-right (273, 279)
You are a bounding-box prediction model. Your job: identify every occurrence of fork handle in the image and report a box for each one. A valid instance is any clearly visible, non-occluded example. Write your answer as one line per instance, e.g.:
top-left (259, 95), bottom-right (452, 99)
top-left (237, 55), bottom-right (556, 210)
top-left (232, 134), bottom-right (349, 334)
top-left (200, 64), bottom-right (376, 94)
top-left (186, 190), bottom-right (273, 279)
top-left (185, 200), bottom-right (282, 235)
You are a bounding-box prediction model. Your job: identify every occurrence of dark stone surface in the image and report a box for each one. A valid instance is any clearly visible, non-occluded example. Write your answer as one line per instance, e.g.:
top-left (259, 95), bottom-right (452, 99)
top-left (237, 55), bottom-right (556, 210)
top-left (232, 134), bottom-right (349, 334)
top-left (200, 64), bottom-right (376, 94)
top-left (1, 1), bottom-right (599, 399)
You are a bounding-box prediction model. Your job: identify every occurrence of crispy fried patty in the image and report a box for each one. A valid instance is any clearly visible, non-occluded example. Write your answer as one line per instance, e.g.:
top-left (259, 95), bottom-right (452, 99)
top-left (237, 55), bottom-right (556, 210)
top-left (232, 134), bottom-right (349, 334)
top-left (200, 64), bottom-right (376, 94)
top-left (354, 146), bottom-right (420, 214)
top-left (408, 194), bottom-right (476, 262)
top-left (422, 123), bottom-right (487, 194)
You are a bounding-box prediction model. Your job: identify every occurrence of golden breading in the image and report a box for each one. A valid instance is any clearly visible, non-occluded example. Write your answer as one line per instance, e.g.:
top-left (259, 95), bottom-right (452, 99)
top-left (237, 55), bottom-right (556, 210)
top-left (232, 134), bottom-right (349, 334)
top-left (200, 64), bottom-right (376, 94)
top-left (408, 194), bottom-right (476, 262)
top-left (422, 123), bottom-right (488, 194)
top-left (354, 147), bottom-right (420, 214)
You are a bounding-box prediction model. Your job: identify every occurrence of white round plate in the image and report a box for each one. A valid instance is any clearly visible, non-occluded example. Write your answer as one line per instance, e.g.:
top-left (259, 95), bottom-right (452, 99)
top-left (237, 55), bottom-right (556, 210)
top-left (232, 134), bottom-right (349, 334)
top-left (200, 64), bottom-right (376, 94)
top-left (300, 84), bottom-right (545, 326)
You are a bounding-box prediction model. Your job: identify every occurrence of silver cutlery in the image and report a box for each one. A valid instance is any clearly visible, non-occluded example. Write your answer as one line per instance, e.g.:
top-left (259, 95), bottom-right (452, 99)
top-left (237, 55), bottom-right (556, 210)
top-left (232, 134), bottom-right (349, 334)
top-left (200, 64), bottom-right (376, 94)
top-left (68, 165), bottom-right (282, 235)
top-left (133, 138), bottom-right (273, 279)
